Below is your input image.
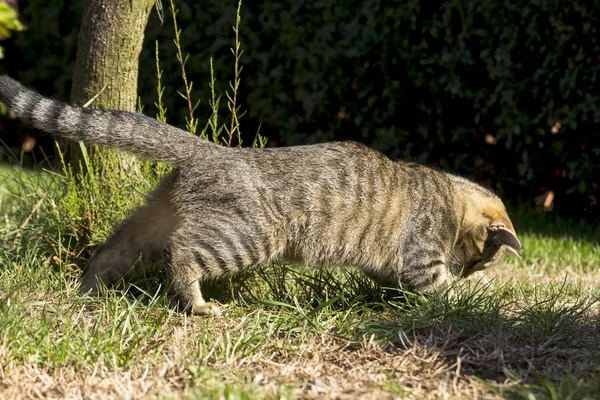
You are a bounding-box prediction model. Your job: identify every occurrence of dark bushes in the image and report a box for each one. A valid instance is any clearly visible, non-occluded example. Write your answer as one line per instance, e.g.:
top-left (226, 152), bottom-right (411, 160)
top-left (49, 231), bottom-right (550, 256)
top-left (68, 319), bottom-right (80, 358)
top-left (3, 0), bottom-right (599, 217)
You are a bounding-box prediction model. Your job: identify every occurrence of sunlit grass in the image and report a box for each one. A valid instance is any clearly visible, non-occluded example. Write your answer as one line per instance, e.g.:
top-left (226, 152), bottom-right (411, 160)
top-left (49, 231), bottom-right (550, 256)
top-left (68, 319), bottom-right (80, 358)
top-left (0, 166), bottom-right (599, 399)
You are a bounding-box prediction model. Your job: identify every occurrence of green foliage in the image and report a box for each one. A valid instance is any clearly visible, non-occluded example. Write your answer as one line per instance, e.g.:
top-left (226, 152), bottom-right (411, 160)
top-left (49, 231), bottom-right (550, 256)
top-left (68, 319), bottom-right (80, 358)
top-left (4, 1), bottom-right (598, 214)
top-left (139, 1), bottom-right (599, 212)
top-left (0, 2), bottom-right (23, 59)
top-left (500, 373), bottom-right (600, 400)
top-left (6, 0), bottom-right (79, 99)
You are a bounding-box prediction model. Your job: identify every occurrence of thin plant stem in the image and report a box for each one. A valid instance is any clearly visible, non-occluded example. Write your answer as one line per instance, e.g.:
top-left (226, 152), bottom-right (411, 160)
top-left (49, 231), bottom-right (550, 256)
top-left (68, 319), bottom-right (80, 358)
top-left (228, 0), bottom-right (243, 147)
top-left (154, 41), bottom-right (167, 124)
top-left (169, 0), bottom-right (197, 134)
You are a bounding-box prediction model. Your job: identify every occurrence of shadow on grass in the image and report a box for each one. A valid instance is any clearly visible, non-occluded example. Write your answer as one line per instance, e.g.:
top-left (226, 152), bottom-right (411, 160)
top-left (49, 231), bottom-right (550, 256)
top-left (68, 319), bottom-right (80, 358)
top-left (354, 280), bottom-right (600, 397)
top-left (214, 265), bottom-right (599, 397)
top-left (62, 256), bottom-right (600, 398)
top-left (22, 199), bottom-right (596, 399)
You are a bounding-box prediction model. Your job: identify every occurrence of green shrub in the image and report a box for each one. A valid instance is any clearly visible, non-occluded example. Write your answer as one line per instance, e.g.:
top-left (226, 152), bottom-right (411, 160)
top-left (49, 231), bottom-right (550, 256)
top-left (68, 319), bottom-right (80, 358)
top-left (3, 0), bottom-right (599, 217)
top-left (0, 1), bottom-right (24, 59)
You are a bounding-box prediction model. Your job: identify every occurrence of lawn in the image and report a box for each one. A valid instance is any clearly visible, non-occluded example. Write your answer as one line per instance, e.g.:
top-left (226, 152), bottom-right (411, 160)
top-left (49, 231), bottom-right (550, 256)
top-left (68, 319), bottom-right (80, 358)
top-left (0, 164), bottom-right (599, 399)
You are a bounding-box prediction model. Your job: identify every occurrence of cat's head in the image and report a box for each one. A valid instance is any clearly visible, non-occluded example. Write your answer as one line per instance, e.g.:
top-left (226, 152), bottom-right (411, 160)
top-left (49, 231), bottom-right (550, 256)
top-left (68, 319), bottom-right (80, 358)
top-left (452, 182), bottom-right (521, 277)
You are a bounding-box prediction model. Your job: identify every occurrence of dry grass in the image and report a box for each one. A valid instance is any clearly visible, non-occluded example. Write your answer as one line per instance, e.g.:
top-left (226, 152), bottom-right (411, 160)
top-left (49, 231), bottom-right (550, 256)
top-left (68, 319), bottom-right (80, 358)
top-left (0, 248), bottom-right (598, 399)
top-left (0, 338), bottom-right (501, 400)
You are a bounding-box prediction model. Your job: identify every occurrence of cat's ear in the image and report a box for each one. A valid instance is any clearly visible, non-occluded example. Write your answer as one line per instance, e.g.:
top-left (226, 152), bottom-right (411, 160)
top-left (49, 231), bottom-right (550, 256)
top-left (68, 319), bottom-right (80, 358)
top-left (488, 224), bottom-right (522, 257)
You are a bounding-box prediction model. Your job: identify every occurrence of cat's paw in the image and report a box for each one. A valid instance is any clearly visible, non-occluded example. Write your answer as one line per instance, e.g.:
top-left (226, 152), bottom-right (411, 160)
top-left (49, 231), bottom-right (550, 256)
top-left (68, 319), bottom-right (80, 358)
top-left (192, 301), bottom-right (222, 317)
top-left (79, 274), bottom-right (101, 294)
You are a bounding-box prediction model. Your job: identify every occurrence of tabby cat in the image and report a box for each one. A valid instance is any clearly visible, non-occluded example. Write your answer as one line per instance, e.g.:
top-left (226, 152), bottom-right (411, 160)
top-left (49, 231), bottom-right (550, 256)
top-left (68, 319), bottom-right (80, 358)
top-left (0, 76), bottom-right (521, 315)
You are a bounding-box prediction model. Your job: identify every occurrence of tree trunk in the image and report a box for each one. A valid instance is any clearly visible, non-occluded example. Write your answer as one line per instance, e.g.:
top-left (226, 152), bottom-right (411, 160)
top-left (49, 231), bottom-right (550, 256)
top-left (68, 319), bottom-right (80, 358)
top-left (69, 0), bottom-right (155, 172)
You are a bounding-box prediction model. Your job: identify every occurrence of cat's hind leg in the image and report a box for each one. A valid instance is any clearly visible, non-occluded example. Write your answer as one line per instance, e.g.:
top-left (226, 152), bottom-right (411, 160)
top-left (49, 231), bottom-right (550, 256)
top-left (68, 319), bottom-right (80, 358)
top-left (163, 213), bottom-right (282, 316)
top-left (80, 175), bottom-right (178, 293)
top-left (162, 238), bottom-right (222, 316)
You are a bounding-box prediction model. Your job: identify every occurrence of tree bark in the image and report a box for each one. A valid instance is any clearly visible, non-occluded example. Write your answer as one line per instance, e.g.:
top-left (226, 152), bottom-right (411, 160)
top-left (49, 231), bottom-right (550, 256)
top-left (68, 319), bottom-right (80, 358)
top-left (69, 0), bottom-right (155, 172)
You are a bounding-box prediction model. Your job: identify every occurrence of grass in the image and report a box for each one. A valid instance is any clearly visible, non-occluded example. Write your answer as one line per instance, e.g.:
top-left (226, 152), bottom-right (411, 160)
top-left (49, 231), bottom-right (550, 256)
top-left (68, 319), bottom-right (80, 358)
top-left (1, 166), bottom-right (599, 399)
top-left (1, 2), bottom-right (599, 396)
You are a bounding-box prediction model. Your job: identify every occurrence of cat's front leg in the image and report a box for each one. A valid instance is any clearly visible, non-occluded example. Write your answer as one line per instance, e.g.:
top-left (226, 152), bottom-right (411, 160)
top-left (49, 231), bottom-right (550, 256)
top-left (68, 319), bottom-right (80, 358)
top-left (400, 251), bottom-right (452, 293)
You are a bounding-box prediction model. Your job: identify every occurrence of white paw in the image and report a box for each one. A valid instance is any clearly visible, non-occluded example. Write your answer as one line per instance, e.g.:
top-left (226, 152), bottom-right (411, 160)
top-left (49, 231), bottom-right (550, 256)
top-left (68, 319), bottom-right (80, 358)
top-left (192, 301), bottom-right (222, 316)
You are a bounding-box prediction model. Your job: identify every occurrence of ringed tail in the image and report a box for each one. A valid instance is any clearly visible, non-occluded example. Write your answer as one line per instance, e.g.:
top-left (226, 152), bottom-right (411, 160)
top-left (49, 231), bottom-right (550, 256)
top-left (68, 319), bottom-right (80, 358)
top-left (0, 75), bottom-right (220, 165)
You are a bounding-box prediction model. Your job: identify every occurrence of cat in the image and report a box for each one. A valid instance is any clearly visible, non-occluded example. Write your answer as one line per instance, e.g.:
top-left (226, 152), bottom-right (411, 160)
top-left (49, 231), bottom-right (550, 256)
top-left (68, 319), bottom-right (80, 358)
top-left (0, 76), bottom-right (521, 315)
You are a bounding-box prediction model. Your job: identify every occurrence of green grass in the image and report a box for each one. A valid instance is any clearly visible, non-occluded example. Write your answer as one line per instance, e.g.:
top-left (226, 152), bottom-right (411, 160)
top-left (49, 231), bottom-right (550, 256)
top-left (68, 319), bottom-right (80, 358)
top-left (0, 167), bottom-right (599, 399)
top-left (1, 163), bottom-right (50, 222)
top-left (2, 2), bottom-right (598, 395)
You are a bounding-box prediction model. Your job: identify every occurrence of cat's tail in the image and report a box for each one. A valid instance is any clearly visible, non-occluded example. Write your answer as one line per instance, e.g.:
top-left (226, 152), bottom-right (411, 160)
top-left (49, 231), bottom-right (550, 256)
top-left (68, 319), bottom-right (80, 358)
top-left (0, 75), bottom-right (221, 166)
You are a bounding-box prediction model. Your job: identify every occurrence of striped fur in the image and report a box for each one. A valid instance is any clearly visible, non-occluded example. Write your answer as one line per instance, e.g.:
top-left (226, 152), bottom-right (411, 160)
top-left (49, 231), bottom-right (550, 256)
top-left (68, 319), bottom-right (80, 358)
top-left (0, 76), bottom-right (218, 165)
top-left (0, 76), bottom-right (521, 316)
